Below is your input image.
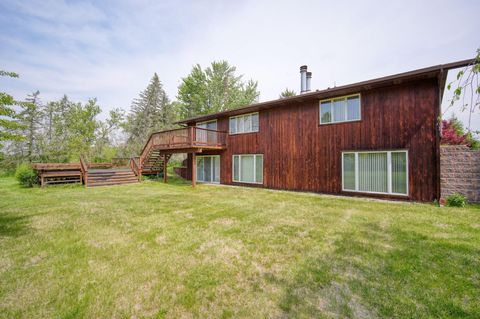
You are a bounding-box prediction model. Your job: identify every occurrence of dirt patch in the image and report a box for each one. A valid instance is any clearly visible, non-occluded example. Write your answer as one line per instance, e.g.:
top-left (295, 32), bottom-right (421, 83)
top-left (155, 235), bottom-right (167, 244)
top-left (212, 218), bottom-right (236, 226)
top-left (0, 257), bottom-right (13, 274)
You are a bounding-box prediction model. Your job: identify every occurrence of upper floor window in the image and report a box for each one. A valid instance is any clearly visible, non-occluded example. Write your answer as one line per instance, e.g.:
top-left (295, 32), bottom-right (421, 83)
top-left (320, 94), bottom-right (361, 124)
top-left (196, 119), bottom-right (217, 143)
top-left (196, 119), bottom-right (217, 130)
top-left (229, 112), bottom-right (259, 134)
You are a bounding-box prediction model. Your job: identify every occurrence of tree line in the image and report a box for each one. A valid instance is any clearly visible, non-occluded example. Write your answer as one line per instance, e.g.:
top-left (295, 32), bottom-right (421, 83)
top-left (2, 53), bottom-right (478, 171)
top-left (0, 61), bottom-right (262, 169)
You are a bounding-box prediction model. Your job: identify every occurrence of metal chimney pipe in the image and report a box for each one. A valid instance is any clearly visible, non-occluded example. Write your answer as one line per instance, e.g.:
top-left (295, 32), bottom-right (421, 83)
top-left (300, 65), bottom-right (307, 93)
top-left (306, 72), bottom-right (312, 92)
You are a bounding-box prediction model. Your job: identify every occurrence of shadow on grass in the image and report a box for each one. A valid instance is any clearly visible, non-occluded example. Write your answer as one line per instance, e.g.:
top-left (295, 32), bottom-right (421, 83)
top-left (0, 214), bottom-right (31, 237)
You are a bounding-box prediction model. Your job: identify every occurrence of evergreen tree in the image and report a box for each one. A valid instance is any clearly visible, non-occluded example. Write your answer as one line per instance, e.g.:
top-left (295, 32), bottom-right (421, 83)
top-left (17, 91), bottom-right (43, 162)
top-left (177, 61), bottom-right (260, 119)
top-left (125, 73), bottom-right (174, 153)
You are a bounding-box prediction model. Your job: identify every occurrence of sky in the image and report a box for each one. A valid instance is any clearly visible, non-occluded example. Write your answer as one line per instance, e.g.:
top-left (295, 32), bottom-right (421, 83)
top-left (0, 0), bottom-right (479, 130)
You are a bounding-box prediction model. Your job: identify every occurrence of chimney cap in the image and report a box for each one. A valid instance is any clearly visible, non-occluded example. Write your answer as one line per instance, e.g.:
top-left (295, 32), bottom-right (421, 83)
top-left (306, 72), bottom-right (312, 77)
top-left (300, 65), bottom-right (308, 71)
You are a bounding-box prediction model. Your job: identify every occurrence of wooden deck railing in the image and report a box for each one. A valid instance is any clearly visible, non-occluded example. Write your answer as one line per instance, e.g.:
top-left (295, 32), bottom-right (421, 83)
top-left (140, 127), bottom-right (227, 159)
top-left (129, 157), bottom-right (141, 181)
top-left (80, 156), bottom-right (88, 186)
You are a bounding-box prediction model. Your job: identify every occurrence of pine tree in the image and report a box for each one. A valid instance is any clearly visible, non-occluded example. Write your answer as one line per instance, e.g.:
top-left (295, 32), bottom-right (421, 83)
top-left (17, 91), bottom-right (43, 162)
top-left (125, 73), bottom-right (174, 153)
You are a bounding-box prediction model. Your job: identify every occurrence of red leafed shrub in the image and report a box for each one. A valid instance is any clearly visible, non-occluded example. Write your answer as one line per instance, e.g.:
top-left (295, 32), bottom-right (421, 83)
top-left (441, 116), bottom-right (480, 149)
top-left (441, 119), bottom-right (467, 145)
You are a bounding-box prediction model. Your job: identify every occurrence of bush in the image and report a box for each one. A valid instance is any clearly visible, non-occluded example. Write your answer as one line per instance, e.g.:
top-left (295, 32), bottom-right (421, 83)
top-left (15, 163), bottom-right (38, 187)
top-left (445, 193), bottom-right (468, 207)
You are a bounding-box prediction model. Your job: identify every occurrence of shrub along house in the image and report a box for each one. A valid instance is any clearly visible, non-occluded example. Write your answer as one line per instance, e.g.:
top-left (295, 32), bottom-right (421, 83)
top-left (136, 59), bottom-right (473, 202)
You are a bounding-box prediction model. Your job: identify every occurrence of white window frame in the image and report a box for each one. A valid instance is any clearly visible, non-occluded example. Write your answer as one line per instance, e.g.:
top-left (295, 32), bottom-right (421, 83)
top-left (196, 155), bottom-right (220, 184)
top-left (229, 112), bottom-right (259, 135)
top-left (320, 93), bottom-right (361, 125)
top-left (341, 150), bottom-right (409, 196)
top-left (232, 154), bottom-right (263, 184)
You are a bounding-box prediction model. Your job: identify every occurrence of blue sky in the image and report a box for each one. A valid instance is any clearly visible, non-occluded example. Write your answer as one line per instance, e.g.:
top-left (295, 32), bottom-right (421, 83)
top-left (0, 0), bottom-right (479, 129)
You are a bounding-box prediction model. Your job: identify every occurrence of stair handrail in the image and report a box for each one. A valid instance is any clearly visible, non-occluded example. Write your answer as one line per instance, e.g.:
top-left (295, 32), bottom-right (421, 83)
top-left (130, 156), bottom-right (141, 181)
top-left (79, 155), bottom-right (89, 186)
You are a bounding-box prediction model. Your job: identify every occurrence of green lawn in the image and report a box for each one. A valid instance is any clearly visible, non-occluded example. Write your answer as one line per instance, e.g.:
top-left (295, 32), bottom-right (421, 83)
top-left (0, 176), bottom-right (479, 318)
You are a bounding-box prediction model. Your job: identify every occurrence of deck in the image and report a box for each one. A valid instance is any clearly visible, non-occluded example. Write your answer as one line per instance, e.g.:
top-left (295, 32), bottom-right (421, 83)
top-left (141, 126), bottom-right (227, 155)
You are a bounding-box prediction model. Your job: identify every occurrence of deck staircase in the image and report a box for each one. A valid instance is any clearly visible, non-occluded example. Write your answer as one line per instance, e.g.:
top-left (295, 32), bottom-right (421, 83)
top-left (141, 149), bottom-right (171, 175)
top-left (77, 127), bottom-right (226, 187)
top-left (87, 168), bottom-right (139, 187)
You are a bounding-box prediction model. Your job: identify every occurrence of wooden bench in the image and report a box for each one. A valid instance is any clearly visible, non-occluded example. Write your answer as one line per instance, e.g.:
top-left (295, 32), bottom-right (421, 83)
top-left (39, 170), bottom-right (83, 187)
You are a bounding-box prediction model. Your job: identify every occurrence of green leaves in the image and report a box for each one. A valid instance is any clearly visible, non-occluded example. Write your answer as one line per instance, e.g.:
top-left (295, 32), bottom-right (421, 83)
top-left (0, 71), bottom-right (25, 145)
top-left (0, 70), bottom-right (19, 78)
top-left (456, 70), bottom-right (464, 80)
top-left (279, 88), bottom-right (297, 98)
top-left (446, 48), bottom-right (480, 133)
top-left (177, 60), bottom-right (260, 119)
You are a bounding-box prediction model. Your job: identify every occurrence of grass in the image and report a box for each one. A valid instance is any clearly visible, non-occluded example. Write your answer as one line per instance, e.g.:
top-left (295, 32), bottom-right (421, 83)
top-left (0, 176), bottom-right (479, 318)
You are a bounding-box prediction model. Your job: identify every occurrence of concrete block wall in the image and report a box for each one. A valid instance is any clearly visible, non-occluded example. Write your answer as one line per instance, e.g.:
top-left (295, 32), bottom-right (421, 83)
top-left (441, 145), bottom-right (480, 203)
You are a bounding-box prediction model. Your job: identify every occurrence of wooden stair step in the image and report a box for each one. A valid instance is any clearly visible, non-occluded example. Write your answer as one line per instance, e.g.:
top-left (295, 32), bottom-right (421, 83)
top-left (88, 173), bottom-right (137, 178)
top-left (88, 171), bottom-right (135, 176)
top-left (89, 177), bottom-right (138, 183)
top-left (89, 178), bottom-right (137, 182)
top-left (87, 180), bottom-right (139, 187)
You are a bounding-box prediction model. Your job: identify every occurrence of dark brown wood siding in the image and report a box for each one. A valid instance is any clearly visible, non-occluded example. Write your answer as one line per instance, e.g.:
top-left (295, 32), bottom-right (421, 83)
top-left (187, 78), bottom-right (440, 202)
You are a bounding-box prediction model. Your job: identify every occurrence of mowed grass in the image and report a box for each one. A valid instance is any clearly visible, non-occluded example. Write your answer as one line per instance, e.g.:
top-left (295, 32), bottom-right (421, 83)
top-left (0, 176), bottom-right (479, 319)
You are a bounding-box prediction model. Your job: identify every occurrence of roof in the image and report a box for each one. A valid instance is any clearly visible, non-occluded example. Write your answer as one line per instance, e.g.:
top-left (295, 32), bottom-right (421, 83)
top-left (176, 59), bottom-right (475, 125)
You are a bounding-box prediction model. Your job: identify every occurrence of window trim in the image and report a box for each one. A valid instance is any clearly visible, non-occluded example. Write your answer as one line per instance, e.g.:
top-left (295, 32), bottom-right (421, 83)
top-left (341, 150), bottom-right (409, 196)
top-left (319, 93), bottom-right (361, 125)
top-left (232, 154), bottom-right (264, 184)
top-left (229, 112), bottom-right (259, 135)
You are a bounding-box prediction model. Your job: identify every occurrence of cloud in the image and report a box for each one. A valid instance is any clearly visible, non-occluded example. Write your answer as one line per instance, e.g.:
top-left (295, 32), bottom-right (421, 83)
top-left (0, 0), bottom-right (478, 129)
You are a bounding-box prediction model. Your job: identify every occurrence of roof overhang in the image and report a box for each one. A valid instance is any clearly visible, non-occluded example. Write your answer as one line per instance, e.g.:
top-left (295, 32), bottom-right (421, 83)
top-left (176, 59), bottom-right (475, 125)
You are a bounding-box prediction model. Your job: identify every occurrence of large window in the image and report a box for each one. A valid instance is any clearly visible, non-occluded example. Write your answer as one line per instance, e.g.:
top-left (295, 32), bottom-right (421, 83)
top-left (342, 151), bottom-right (408, 195)
top-left (320, 94), bottom-right (361, 124)
top-left (232, 154), bottom-right (263, 184)
top-left (229, 113), bottom-right (259, 134)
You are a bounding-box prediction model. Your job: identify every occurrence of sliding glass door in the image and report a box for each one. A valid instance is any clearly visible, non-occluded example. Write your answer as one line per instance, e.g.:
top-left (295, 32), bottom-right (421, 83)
top-left (196, 155), bottom-right (220, 183)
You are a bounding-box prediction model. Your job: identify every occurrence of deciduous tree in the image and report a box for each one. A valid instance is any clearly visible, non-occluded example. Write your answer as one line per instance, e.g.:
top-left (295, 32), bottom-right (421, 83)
top-left (0, 71), bottom-right (25, 149)
top-left (177, 61), bottom-right (260, 119)
top-left (446, 48), bottom-right (479, 133)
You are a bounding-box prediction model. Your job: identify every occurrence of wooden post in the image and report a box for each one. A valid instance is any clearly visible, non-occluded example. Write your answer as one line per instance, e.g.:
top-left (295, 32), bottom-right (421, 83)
top-left (163, 154), bottom-right (168, 183)
top-left (192, 152), bottom-right (196, 188)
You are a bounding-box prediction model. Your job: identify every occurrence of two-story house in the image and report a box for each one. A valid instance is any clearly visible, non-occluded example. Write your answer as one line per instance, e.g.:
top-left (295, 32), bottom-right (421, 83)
top-left (138, 59), bottom-right (472, 202)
